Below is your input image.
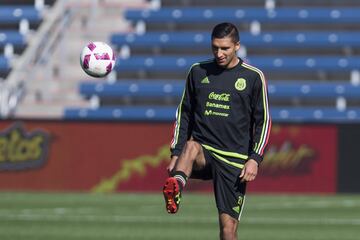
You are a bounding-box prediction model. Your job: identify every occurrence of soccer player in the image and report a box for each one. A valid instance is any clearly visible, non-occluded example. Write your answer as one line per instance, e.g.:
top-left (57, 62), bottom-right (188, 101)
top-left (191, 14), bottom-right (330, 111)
top-left (163, 22), bottom-right (271, 240)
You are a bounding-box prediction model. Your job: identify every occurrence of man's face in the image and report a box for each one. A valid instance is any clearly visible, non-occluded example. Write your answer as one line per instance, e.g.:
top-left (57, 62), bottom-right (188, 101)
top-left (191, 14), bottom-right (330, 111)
top-left (211, 36), bottom-right (240, 68)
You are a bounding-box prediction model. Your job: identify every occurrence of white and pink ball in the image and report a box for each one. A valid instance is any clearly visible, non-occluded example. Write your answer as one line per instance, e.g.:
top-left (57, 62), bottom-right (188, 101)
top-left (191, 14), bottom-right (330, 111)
top-left (80, 41), bottom-right (116, 78)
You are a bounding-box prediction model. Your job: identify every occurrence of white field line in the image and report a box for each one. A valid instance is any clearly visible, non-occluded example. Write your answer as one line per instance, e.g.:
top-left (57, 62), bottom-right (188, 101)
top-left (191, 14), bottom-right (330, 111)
top-left (248, 200), bottom-right (360, 209)
top-left (2, 198), bottom-right (356, 213)
top-left (0, 213), bottom-right (359, 226)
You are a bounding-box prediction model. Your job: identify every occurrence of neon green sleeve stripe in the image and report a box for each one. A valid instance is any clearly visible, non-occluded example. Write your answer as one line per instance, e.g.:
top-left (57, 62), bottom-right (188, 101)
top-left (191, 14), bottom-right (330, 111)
top-left (171, 91), bottom-right (185, 148)
top-left (171, 62), bottom-right (200, 148)
top-left (202, 144), bottom-right (248, 160)
top-left (241, 63), bottom-right (270, 155)
top-left (255, 70), bottom-right (268, 153)
top-left (211, 152), bottom-right (244, 169)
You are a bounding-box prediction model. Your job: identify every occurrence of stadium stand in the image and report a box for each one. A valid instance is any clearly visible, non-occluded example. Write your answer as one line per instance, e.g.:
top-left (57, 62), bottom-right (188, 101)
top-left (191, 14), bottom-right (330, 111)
top-left (0, 0), bottom-right (131, 118)
top-left (0, 0), bottom-right (58, 117)
top-left (111, 31), bottom-right (360, 50)
top-left (0, 56), bottom-right (10, 79)
top-left (67, 80), bottom-right (360, 122)
top-left (0, 4), bottom-right (42, 79)
top-left (65, 106), bottom-right (360, 122)
top-left (0, 6), bottom-right (42, 25)
top-left (0, 31), bottom-right (26, 51)
top-left (63, 0), bottom-right (360, 122)
top-left (0, 31), bottom-right (26, 77)
top-left (113, 55), bottom-right (359, 75)
top-left (124, 7), bottom-right (360, 25)
top-left (78, 80), bottom-right (360, 101)
top-left (1, 0), bottom-right (359, 122)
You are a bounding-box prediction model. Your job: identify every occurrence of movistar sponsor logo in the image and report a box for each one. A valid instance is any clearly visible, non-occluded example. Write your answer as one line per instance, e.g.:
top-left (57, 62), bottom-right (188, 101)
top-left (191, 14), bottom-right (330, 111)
top-left (204, 110), bottom-right (211, 116)
top-left (204, 110), bottom-right (229, 117)
top-left (201, 76), bottom-right (210, 84)
top-left (208, 92), bottom-right (230, 102)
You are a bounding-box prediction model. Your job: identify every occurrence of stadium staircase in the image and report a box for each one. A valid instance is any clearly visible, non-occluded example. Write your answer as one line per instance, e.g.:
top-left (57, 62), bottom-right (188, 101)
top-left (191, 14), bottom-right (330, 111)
top-left (0, 0), bottom-right (50, 116)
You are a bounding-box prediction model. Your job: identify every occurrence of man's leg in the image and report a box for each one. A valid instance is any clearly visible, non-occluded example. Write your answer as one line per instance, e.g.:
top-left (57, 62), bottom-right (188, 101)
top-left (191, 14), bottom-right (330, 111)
top-left (219, 213), bottom-right (239, 240)
top-left (174, 140), bottom-right (206, 176)
top-left (210, 153), bottom-right (246, 240)
top-left (163, 140), bottom-right (206, 213)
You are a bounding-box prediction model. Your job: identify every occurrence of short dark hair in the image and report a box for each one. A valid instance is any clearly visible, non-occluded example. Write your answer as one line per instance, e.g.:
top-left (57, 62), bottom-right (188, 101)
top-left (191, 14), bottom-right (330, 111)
top-left (211, 22), bottom-right (239, 43)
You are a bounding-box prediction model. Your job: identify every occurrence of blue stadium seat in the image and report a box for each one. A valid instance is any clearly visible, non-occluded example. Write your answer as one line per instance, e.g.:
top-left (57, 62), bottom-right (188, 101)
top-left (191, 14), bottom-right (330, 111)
top-left (73, 4), bottom-right (360, 123)
top-left (111, 31), bottom-right (360, 49)
top-left (271, 107), bottom-right (360, 123)
top-left (0, 55), bottom-right (9, 71)
top-left (64, 106), bottom-right (176, 121)
top-left (125, 7), bottom-right (360, 24)
top-left (64, 106), bottom-right (360, 123)
top-left (115, 56), bottom-right (360, 73)
top-left (79, 80), bottom-right (185, 98)
top-left (78, 80), bottom-right (360, 99)
top-left (0, 6), bottom-right (41, 24)
top-left (0, 30), bottom-right (26, 48)
top-left (267, 82), bottom-right (360, 99)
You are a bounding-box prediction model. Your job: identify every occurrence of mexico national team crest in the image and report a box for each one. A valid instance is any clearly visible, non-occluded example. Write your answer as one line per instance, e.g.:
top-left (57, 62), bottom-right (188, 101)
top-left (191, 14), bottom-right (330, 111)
top-left (235, 78), bottom-right (246, 91)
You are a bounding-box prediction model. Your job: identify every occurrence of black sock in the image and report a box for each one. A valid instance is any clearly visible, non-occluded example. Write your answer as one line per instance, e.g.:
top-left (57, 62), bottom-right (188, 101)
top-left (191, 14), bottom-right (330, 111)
top-left (171, 171), bottom-right (188, 191)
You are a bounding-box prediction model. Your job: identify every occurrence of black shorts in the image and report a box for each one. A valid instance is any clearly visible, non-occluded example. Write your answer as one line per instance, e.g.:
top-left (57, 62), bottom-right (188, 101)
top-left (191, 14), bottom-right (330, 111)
top-left (191, 146), bottom-right (247, 220)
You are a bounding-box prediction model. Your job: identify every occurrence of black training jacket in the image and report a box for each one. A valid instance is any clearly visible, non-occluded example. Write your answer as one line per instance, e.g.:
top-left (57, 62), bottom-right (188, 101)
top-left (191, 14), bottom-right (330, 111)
top-left (170, 58), bottom-right (271, 165)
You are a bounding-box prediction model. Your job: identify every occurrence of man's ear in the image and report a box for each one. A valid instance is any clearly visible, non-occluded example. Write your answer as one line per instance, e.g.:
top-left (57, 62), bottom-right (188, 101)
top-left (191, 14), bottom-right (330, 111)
top-left (235, 41), bottom-right (240, 51)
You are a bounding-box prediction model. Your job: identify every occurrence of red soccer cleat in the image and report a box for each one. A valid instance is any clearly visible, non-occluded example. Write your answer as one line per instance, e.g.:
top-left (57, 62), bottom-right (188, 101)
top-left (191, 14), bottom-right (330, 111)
top-left (163, 177), bottom-right (182, 214)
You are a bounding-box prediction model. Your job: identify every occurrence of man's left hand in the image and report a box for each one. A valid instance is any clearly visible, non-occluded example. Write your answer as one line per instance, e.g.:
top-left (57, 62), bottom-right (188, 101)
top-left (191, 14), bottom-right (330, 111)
top-left (239, 159), bottom-right (258, 182)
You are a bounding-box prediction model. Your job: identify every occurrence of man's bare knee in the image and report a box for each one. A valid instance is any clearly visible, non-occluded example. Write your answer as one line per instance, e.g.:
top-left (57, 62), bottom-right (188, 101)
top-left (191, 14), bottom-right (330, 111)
top-left (220, 225), bottom-right (237, 240)
top-left (174, 140), bottom-right (205, 176)
top-left (219, 214), bottom-right (238, 240)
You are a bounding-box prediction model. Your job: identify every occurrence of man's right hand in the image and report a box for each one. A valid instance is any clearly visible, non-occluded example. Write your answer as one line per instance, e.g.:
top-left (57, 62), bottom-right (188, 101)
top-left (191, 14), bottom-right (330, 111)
top-left (167, 156), bottom-right (179, 175)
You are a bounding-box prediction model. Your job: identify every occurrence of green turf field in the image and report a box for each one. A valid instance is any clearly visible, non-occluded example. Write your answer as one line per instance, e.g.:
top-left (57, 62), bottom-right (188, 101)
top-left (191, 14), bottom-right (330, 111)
top-left (0, 192), bottom-right (359, 240)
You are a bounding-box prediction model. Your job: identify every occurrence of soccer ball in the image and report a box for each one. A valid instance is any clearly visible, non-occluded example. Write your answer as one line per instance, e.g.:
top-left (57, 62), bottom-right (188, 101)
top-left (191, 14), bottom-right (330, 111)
top-left (80, 41), bottom-right (116, 78)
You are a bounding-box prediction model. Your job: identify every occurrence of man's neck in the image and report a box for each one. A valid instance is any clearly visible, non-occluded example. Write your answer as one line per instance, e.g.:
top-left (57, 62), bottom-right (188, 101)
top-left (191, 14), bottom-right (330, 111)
top-left (225, 57), bottom-right (240, 69)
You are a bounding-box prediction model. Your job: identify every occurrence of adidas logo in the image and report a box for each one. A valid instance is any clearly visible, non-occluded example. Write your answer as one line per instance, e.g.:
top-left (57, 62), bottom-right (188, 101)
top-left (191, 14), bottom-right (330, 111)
top-left (201, 76), bottom-right (210, 84)
top-left (232, 206), bottom-right (240, 213)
